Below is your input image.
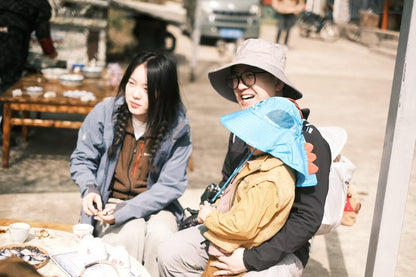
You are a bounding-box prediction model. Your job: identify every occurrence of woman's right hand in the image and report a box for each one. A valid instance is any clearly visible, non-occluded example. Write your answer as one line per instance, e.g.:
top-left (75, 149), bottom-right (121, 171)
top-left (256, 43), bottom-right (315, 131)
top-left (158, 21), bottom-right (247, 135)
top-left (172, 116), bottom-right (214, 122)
top-left (82, 192), bottom-right (103, 216)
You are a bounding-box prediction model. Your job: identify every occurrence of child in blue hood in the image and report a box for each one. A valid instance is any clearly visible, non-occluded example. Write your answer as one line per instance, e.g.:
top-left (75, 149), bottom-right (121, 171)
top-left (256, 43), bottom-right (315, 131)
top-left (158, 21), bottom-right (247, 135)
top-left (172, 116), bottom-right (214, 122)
top-left (197, 97), bottom-right (316, 277)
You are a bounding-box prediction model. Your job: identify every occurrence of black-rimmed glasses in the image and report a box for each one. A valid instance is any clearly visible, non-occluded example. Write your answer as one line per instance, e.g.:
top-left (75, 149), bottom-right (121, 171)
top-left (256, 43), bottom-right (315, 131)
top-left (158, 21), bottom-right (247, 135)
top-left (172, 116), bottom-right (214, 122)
top-left (225, 71), bottom-right (268, 89)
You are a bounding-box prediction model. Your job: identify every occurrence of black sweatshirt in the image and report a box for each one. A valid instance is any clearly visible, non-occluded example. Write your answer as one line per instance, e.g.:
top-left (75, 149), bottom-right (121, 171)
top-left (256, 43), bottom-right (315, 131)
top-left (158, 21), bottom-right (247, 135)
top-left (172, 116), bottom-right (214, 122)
top-left (219, 121), bottom-right (331, 269)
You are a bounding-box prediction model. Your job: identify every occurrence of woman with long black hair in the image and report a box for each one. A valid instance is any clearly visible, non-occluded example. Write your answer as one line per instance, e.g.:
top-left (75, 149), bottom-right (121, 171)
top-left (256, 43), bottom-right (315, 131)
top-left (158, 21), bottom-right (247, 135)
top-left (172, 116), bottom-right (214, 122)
top-left (70, 52), bottom-right (192, 276)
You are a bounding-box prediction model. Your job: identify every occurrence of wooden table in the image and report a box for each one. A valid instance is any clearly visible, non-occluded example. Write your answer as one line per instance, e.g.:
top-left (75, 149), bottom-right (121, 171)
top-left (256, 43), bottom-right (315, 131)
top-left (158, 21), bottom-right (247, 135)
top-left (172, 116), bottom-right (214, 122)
top-left (0, 74), bottom-right (116, 168)
top-left (0, 218), bottom-right (152, 277)
top-left (0, 218), bottom-right (74, 233)
top-left (0, 218), bottom-right (78, 276)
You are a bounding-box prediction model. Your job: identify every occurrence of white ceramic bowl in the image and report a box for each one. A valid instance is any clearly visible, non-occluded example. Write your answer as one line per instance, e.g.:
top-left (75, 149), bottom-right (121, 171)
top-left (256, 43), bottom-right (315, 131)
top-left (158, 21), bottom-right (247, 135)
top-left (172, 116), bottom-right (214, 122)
top-left (41, 67), bottom-right (69, 81)
top-left (81, 66), bottom-right (104, 78)
top-left (9, 222), bottom-right (31, 243)
top-left (59, 74), bottom-right (84, 86)
top-left (26, 86), bottom-right (43, 97)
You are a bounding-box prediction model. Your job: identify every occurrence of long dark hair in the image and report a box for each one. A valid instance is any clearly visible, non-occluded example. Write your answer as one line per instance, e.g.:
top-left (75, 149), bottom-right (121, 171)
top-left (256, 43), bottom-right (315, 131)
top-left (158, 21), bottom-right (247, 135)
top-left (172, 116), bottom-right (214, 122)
top-left (108, 52), bottom-right (182, 160)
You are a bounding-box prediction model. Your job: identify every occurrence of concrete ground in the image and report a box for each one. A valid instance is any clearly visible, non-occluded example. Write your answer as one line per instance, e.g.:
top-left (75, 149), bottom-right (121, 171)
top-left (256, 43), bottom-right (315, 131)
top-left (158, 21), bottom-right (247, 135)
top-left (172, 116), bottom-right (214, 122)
top-left (1, 22), bottom-right (415, 276)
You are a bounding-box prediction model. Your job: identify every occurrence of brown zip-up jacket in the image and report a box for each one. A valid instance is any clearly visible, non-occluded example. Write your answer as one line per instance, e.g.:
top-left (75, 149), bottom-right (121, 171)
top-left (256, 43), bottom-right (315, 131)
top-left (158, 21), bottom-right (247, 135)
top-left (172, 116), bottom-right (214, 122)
top-left (111, 119), bottom-right (150, 200)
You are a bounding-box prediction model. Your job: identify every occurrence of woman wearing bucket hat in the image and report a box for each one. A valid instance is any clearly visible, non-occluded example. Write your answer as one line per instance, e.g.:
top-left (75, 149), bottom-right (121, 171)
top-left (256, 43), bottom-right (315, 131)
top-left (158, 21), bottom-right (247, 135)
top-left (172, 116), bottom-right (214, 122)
top-left (198, 97), bottom-right (316, 277)
top-left (208, 38), bottom-right (303, 108)
top-left (158, 39), bottom-right (331, 277)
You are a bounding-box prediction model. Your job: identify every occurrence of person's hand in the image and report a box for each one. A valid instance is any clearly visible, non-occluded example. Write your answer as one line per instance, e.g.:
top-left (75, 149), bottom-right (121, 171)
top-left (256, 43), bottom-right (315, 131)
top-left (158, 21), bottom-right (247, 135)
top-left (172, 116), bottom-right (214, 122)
top-left (94, 203), bottom-right (116, 225)
top-left (197, 201), bottom-right (216, 223)
top-left (94, 212), bottom-right (115, 225)
top-left (211, 248), bottom-right (247, 276)
top-left (82, 192), bottom-right (102, 216)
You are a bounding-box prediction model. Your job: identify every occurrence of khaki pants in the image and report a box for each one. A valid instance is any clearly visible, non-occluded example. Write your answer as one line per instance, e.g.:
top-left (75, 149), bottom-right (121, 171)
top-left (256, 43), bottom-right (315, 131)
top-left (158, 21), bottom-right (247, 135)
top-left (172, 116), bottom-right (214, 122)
top-left (158, 225), bottom-right (303, 277)
top-left (95, 204), bottom-right (177, 277)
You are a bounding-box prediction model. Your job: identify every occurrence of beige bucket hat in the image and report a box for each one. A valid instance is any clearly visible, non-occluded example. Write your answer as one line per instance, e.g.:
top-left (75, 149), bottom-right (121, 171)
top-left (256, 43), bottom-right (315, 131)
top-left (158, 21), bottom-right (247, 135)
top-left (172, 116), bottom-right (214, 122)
top-left (208, 39), bottom-right (302, 102)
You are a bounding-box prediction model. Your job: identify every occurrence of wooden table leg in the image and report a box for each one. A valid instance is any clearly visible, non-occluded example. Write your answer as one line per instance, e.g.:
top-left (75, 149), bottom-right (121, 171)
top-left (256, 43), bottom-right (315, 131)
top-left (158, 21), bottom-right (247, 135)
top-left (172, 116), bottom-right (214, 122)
top-left (22, 111), bottom-right (29, 142)
top-left (2, 103), bottom-right (11, 168)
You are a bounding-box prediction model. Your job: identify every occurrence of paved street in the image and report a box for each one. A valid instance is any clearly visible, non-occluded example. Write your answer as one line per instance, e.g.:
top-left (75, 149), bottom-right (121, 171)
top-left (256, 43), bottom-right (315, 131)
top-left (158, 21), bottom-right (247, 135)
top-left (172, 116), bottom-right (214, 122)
top-left (1, 21), bottom-right (415, 276)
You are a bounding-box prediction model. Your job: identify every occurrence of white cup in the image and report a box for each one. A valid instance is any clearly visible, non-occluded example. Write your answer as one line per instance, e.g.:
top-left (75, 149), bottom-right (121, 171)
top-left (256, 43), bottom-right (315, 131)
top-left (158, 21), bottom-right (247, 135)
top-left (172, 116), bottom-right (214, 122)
top-left (8, 223), bottom-right (30, 243)
top-left (78, 236), bottom-right (108, 263)
top-left (108, 246), bottom-right (131, 277)
top-left (72, 223), bottom-right (94, 242)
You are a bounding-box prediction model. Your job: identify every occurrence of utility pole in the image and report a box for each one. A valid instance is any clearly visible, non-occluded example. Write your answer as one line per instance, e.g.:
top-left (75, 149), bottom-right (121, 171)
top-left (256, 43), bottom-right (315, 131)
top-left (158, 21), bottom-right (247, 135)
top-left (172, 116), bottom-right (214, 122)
top-left (365, 0), bottom-right (416, 276)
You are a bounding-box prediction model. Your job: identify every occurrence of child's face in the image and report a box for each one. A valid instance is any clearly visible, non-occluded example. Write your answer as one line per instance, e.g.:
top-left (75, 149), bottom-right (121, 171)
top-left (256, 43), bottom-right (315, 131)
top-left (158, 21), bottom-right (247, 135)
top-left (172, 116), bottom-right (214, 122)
top-left (248, 146), bottom-right (264, 156)
top-left (125, 64), bottom-right (149, 122)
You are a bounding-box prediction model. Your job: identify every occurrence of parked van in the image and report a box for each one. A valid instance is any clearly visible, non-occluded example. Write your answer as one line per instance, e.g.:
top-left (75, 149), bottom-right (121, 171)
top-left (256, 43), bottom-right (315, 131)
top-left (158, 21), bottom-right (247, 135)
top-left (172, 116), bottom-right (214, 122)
top-left (183, 0), bottom-right (262, 44)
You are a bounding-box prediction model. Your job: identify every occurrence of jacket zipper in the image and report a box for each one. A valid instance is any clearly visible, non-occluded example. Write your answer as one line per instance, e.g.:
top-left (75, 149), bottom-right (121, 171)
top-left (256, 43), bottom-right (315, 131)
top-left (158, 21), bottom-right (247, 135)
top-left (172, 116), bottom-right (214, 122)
top-left (127, 139), bottom-right (139, 198)
top-left (132, 142), bottom-right (145, 177)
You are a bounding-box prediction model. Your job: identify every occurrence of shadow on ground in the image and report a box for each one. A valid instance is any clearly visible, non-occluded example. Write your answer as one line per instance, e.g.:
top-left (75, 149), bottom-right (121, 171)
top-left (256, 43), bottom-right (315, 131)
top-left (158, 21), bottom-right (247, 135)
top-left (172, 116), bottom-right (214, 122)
top-left (303, 230), bottom-right (349, 276)
top-left (0, 115), bottom-right (80, 193)
top-left (303, 259), bottom-right (330, 276)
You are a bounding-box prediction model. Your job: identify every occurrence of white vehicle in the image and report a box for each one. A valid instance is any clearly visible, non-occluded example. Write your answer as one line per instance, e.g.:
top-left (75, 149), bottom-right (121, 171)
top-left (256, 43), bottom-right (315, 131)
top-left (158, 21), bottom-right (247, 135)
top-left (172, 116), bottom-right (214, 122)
top-left (183, 0), bottom-right (262, 44)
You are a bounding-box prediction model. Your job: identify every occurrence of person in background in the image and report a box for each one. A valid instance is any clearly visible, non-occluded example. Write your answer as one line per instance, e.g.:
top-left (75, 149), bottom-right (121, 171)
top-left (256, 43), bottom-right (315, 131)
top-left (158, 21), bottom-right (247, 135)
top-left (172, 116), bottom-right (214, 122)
top-left (199, 97), bottom-right (317, 277)
top-left (0, 0), bottom-right (58, 143)
top-left (158, 39), bottom-right (331, 276)
top-left (272, 0), bottom-right (305, 46)
top-left (70, 52), bottom-right (192, 277)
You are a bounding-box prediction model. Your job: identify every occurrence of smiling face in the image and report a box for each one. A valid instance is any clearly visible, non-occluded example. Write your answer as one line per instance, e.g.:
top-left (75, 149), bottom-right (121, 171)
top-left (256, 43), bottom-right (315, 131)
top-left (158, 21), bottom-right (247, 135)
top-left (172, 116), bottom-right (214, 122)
top-left (232, 65), bottom-right (284, 110)
top-left (125, 64), bottom-right (149, 122)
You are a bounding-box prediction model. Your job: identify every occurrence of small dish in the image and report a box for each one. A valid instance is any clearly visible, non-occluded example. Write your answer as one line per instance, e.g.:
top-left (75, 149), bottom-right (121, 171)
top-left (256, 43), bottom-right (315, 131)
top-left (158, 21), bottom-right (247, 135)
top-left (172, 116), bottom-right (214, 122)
top-left (43, 91), bottom-right (57, 98)
top-left (26, 86), bottom-right (43, 93)
top-left (81, 66), bottom-right (104, 78)
top-left (26, 86), bottom-right (43, 97)
top-left (59, 74), bottom-right (84, 86)
top-left (41, 67), bottom-right (68, 81)
top-left (63, 89), bottom-right (94, 98)
top-left (12, 89), bottom-right (23, 97)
